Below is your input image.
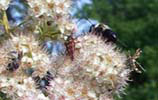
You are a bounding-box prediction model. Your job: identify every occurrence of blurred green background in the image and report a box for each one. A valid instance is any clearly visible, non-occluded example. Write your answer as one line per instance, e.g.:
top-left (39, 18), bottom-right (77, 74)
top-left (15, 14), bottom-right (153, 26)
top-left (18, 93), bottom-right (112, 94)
top-left (75, 0), bottom-right (158, 100)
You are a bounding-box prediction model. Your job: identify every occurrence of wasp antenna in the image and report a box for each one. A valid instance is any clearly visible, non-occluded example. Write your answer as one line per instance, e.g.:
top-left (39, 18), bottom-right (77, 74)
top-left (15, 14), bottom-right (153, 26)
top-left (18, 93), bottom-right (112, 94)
top-left (117, 39), bottom-right (128, 48)
top-left (135, 61), bottom-right (146, 72)
top-left (81, 16), bottom-right (94, 25)
top-left (86, 18), bottom-right (94, 25)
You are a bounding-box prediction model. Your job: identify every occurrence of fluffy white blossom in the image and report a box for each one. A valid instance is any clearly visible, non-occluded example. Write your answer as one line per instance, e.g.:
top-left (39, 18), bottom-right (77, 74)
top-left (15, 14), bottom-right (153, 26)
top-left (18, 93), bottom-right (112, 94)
top-left (27, 0), bottom-right (72, 17)
top-left (0, 34), bottom-right (55, 100)
top-left (74, 34), bottom-right (130, 95)
top-left (50, 34), bottom-right (131, 99)
top-left (26, 0), bottom-right (75, 35)
top-left (0, 0), bottom-right (11, 10)
top-left (54, 15), bottom-right (76, 34)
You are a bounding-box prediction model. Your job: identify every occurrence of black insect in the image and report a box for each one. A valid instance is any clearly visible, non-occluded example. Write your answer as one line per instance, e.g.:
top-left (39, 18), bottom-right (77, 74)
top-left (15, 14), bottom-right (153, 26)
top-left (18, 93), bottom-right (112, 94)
top-left (89, 23), bottom-right (117, 43)
top-left (6, 51), bottom-right (23, 72)
top-left (65, 34), bottom-right (76, 61)
top-left (34, 71), bottom-right (54, 90)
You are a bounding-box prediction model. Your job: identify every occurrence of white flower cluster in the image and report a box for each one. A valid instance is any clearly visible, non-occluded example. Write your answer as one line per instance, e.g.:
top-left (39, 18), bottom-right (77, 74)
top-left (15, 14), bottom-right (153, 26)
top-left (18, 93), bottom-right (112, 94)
top-left (46, 34), bottom-right (130, 99)
top-left (74, 34), bottom-right (130, 95)
top-left (26, 0), bottom-right (75, 34)
top-left (0, 0), bottom-right (11, 10)
top-left (27, 0), bottom-right (71, 17)
top-left (0, 33), bottom-right (131, 100)
top-left (0, 34), bottom-right (55, 100)
top-left (48, 76), bottom-right (114, 100)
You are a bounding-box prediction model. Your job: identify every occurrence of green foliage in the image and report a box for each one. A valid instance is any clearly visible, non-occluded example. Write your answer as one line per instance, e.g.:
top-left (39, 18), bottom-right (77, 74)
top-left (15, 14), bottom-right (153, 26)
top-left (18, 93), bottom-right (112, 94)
top-left (0, 92), bottom-right (10, 100)
top-left (37, 20), bottom-right (61, 41)
top-left (75, 0), bottom-right (158, 100)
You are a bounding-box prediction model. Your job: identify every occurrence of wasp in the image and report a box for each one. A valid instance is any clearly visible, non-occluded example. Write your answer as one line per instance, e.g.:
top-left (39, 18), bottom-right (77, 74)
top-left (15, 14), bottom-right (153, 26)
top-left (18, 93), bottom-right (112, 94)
top-left (77, 17), bottom-right (117, 43)
top-left (127, 49), bottom-right (145, 73)
top-left (65, 34), bottom-right (76, 61)
top-left (6, 51), bottom-right (23, 72)
top-left (89, 23), bottom-right (117, 43)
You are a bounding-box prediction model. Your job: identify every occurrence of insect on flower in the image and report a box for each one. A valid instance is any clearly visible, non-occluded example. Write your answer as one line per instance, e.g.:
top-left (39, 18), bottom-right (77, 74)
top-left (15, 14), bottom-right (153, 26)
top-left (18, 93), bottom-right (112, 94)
top-left (65, 34), bottom-right (76, 61)
top-left (77, 17), bottom-right (117, 43)
top-left (6, 51), bottom-right (23, 72)
top-left (89, 23), bottom-right (117, 43)
top-left (34, 71), bottom-right (54, 90)
top-left (127, 49), bottom-right (145, 73)
top-left (86, 19), bottom-right (127, 47)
